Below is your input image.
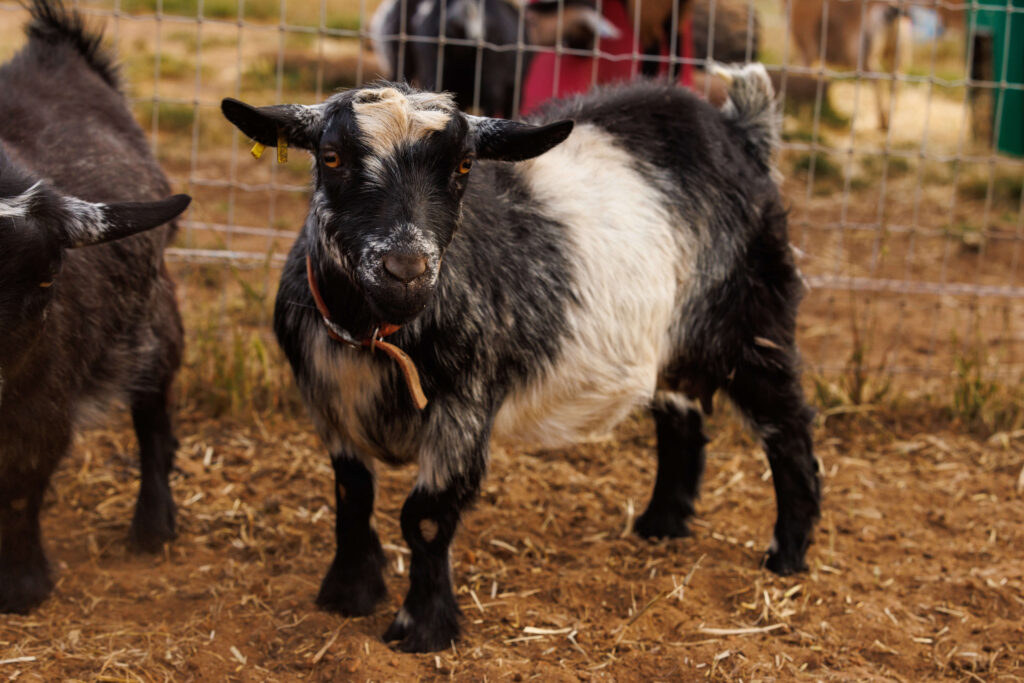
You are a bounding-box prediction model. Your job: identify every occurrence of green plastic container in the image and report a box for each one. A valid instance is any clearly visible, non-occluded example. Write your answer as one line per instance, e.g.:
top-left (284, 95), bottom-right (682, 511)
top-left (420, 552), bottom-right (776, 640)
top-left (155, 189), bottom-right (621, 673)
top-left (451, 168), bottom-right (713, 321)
top-left (969, 0), bottom-right (1024, 156)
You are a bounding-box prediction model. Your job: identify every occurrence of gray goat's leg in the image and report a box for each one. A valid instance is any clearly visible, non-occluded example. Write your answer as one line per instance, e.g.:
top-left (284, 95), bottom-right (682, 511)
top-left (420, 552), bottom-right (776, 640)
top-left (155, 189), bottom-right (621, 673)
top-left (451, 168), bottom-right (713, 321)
top-left (128, 385), bottom-right (178, 552)
top-left (316, 453), bottom-right (387, 616)
top-left (0, 481), bottom-right (53, 613)
top-left (635, 393), bottom-right (708, 539)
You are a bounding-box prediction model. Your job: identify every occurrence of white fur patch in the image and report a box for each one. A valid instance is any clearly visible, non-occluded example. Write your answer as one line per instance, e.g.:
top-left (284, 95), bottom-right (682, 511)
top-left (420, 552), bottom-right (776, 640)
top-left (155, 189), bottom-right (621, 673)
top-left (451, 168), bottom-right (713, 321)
top-left (393, 606), bottom-right (414, 628)
top-left (453, 0), bottom-right (484, 41)
top-left (492, 124), bottom-right (697, 449)
top-left (352, 88), bottom-right (454, 163)
top-left (60, 196), bottom-right (111, 246)
top-left (0, 181), bottom-right (42, 218)
top-left (652, 391), bottom-right (703, 416)
top-left (415, 0), bottom-right (437, 22)
top-left (308, 334), bottom-right (386, 459)
top-left (357, 223), bottom-right (442, 290)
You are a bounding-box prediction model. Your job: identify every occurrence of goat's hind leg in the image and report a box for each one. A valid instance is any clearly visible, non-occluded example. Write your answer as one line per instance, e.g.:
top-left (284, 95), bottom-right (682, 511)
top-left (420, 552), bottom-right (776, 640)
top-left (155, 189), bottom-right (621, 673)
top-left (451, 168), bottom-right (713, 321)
top-left (129, 383), bottom-right (179, 551)
top-left (725, 352), bottom-right (820, 575)
top-left (634, 392), bottom-right (708, 539)
top-left (316, 453), bottom-right (387, 616)
top-left (129, 312), bottom-right (182, 552)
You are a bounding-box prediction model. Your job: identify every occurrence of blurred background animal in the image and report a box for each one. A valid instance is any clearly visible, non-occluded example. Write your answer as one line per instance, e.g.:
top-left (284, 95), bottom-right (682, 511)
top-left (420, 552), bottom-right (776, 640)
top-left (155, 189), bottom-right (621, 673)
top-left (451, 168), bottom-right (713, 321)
top-left (784, 0), bottom-right (912, 129)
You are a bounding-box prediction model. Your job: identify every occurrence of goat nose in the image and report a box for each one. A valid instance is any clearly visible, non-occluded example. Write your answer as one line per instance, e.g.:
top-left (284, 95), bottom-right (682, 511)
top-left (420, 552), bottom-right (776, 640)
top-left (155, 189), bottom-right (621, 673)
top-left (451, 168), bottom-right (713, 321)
top-left (383, 252), bottom-right (428, 283)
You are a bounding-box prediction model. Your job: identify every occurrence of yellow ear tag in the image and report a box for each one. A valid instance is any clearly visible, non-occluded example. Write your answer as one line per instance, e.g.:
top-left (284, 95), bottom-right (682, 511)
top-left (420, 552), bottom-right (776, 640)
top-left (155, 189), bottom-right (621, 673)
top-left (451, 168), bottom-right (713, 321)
top-left (277, 127), bottom-right (288, 164)
top-left (250, 141), bottom-right (266, 160)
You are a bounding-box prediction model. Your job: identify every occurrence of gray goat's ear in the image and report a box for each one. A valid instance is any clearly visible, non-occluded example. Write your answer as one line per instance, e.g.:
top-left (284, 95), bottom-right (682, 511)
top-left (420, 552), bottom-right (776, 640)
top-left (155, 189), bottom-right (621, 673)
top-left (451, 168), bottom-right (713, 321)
top-left (221, 98), bottom-right (325, 151)
top-left (469, 117), bottom-right (574, 162)
top-left (60, 194), bottom-right (191, 248)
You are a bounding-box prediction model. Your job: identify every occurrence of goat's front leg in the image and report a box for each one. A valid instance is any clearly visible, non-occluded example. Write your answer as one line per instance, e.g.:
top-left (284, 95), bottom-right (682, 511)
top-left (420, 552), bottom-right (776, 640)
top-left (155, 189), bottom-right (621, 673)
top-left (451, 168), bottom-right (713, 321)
top-left (317, 452), bottom-right (387, 616)
top-left (635, 392), bottom-right (708, 539)
top-left (0, 479), bottom-right (53, 613)
top-left (383, 432), bottom-right (487, 652)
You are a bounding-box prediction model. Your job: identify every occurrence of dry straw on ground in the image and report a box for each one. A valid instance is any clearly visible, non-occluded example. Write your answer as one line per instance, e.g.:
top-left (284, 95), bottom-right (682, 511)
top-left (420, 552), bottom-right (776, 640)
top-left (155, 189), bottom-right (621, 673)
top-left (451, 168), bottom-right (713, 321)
top-left (1, 409), bottom-right (1021, 680)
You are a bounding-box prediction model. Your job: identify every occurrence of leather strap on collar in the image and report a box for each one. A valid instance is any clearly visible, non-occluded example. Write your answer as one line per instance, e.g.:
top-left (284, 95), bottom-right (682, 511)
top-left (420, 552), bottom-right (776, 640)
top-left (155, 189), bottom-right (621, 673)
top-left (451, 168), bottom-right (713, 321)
top-left (306, 254), bottom-right (428, 410)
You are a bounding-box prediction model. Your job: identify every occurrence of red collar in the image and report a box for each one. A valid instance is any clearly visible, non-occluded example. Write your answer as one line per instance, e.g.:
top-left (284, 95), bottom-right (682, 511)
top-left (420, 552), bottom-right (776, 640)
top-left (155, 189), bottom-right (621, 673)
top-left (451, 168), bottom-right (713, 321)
top-left (306, 254), bottom-right (428, 410)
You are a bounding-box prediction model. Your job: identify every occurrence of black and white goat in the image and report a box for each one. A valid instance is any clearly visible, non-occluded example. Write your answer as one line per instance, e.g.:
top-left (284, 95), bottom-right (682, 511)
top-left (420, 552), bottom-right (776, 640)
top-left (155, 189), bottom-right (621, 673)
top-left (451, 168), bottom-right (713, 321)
top-left (222, 64), bottom-right (820, 652)
top-left (371, 0), bottom-right (525, 117)
top-left (0, 1), bottom-right (189, 612)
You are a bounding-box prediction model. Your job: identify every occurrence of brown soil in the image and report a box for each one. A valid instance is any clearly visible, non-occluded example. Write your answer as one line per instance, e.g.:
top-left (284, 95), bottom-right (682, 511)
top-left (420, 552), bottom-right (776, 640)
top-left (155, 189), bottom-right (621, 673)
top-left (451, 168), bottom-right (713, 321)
top-left (1, 408), bottom-right (1022, 681)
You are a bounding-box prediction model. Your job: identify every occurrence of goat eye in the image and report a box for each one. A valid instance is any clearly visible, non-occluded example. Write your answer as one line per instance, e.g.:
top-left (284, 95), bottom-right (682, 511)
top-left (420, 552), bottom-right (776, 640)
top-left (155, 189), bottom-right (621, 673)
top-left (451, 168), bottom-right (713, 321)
top-left (322, 151), bottom-right (341, 169)
top-left (457, 157), bottom-right (473, 175)
top-left (39, 280), bottom-right (54, 288)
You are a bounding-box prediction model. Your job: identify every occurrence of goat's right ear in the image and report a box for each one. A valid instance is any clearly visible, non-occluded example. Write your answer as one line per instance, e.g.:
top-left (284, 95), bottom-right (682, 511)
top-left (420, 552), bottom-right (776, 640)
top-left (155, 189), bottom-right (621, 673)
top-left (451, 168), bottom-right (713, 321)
top-left (469, 117), bottom-right (574, 162)
top-left (60, 194), bottom-right (192, 248)
top-left (221, 98), bottom-right (325, 151)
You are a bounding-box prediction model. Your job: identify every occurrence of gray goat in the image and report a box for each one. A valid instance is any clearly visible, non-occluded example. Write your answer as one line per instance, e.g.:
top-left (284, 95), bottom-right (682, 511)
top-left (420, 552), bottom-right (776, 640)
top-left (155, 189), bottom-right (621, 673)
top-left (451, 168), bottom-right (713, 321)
top-left (222, 64), bottom-right (820, 652)
top-left (0, 0), bottom-right (190, 612)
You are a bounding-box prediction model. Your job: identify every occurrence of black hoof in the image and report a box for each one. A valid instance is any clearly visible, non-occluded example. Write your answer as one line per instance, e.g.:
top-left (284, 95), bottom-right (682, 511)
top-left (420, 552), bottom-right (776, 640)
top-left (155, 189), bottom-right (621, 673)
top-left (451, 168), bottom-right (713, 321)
top-left (316, 546), bottom-right (387, 617)
top-left (129, 495), bottom-right (176, 553)
top-left (383, 600), bottom-right (461, 653)
top-left (0, 565), bottom-right (54, 614)
top-left (763, 542), bottom-right (809, 576)
top-left (633, 507), bottom-right (693, 539)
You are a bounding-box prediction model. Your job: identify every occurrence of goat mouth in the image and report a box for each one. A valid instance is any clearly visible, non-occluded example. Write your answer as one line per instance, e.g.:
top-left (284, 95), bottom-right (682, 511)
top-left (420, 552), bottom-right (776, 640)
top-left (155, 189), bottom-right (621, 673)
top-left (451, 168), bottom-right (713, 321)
top-left (362, 281), bottom-right (433, 326)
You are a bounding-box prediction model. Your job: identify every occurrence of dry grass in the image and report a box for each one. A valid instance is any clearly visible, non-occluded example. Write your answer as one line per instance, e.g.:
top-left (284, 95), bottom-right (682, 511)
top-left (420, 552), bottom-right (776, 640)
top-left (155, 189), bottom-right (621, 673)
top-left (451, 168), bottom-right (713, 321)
top-left (1, 409), bottom-right (1021, 680)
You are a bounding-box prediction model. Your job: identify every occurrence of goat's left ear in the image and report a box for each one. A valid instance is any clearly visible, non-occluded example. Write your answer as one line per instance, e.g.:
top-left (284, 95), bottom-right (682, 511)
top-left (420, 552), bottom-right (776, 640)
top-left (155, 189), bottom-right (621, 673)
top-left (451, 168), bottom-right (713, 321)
top-left (469, 117), bottom-right (574, 162)
top-left (221, 97), bottom-right (325, 151)
top-left (60, 194), bottom-right (192, 248)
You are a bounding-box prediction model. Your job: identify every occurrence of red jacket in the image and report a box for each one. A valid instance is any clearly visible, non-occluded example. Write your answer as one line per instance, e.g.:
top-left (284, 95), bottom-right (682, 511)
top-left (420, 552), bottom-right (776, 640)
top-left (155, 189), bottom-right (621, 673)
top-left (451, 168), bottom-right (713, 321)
top-left (521, 0), bottom-right (693, 115)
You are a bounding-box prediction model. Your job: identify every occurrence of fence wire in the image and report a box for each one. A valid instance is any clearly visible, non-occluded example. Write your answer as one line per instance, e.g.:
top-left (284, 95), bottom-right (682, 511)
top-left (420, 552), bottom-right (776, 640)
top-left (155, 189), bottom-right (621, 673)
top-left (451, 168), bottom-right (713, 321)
top-left (1, 0), bottom-right (1022, 382)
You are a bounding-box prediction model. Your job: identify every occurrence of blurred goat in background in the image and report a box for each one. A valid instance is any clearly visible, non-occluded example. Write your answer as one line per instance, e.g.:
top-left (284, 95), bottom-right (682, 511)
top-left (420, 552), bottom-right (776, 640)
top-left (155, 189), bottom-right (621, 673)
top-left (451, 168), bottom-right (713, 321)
top-left (785, 0), bottom-right (912, 130)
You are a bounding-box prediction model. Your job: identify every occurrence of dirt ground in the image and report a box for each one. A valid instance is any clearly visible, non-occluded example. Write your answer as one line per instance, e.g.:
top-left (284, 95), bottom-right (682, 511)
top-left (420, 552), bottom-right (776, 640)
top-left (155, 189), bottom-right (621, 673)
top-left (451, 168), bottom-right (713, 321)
top-left (1, 405), bottom-right (1022, 681)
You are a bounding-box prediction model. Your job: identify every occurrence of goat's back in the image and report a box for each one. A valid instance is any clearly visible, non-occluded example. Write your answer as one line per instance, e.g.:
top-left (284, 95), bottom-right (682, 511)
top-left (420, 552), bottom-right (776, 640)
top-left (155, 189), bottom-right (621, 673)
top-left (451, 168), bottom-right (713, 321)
top-left (0, 3), bottom-right (182, 416)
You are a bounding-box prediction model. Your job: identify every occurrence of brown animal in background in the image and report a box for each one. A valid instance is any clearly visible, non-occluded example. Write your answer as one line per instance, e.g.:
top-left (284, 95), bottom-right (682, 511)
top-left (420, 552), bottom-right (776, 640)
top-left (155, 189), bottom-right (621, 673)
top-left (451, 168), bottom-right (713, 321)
top-left (784, 0), bottom-right (912, 130)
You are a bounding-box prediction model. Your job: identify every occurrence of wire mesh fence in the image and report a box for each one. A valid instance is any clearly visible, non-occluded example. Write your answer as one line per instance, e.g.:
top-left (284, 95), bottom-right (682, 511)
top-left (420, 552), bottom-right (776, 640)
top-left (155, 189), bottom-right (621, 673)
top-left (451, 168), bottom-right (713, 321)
top-left (1, 0), bottom-right (1022, 394)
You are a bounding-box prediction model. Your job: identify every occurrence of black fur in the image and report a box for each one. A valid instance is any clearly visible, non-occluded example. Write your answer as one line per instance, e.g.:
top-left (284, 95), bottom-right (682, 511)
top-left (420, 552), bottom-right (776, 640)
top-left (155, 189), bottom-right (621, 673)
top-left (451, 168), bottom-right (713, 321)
top-left (22, 0), bottom-right (119, 89)
top-left (634, 401), bottom-right (707, 539)
top-left (0, 0), bottom-right (188, 612)
top-left (316, 455), bottom-right (388, 615)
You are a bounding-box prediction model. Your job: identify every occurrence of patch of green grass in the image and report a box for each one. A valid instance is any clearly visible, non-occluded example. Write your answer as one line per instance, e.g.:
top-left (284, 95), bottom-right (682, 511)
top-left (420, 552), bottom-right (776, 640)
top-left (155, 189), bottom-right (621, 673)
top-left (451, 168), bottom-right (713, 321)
top-left (791, 151), bottom-right (846, 195)
top-left (165, 30), bottom-right (239, 52)
top-left (958, 172), bottom-right (1024, 207)
top-left (860, 153), bottom-right (913, 180)
top-left (815, 315), bottom-right (892, 414)
top-left (241, 50), bottom-right (363, 97)
top-left (326, 13), bottom-right (363, 33)
top-left (178, 262), bottom-right (303, 417)
top-left (135, 101), bottom-right (196, 134)
top-left (786, 94), bottom-right (850, 130)
top-left (781, 128), bottom-right (816, 144)
top-left (125, 50), bottom-right (198, 82)
top-left (949, 333), bottom-right (1024, 436)
top-left (944, 221), bottom-right (986, 252)
top-left (120, 0), bottom-right (280, 21)
top-left (906, 64), bottom-right (966, 84)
